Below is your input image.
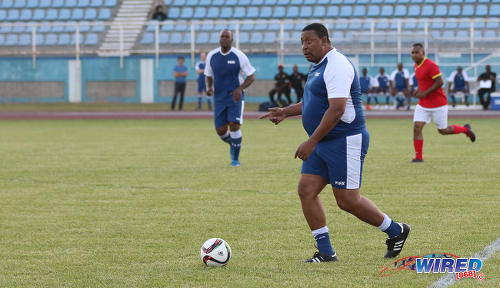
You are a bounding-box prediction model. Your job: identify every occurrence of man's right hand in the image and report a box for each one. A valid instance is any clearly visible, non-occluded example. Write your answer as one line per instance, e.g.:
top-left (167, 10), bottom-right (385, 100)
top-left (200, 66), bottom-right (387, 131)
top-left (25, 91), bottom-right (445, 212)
top-left (259, 107), bottom-right (287, 125)
top-left (206, 88), bottom-right (213, 97)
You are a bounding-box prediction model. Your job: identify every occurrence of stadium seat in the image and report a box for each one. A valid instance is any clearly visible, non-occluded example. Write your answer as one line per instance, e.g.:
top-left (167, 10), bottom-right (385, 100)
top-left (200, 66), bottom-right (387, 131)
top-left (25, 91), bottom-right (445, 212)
top-left (367, 5), bottom-right (380, 17)
top-left (299, 6), bottom-right (312, 18)
top-left (85, 33), bottom-right (98, 45)
top-left (435, 5), bottom-right (446, 16)
top-left (313, 6), bottom-right (325, 17)
top-left (170, 32), bottom-right (182, 44)
top-left (233, 6), bottom-right (245, 18)
top-left (394, 5), bottom-right (406, 16)
top-left (254, 23), bottom-right (267, 31)
top-left (78, 21), bottom-right (90, 32)
top-left (12, 24), bottom-right (26, 33)
top-left (252, 0), bottom-right (264, 4)
top-left (340, 6), bottom-right (352, 17)
top-left (64, 0), bottom-right (77, 7)
top-left (461, 5), bottom-right (474, 16)
top-left (250, 32), bottom-right (263, 44)
top-left (421, 5), bottom-right (433, 17)
top-left (286, 6), bottom-right (299, 18)
top-left (20, 9), bottom-right (32, 21)
top-left (172, 0), bottom-right (184, 5)
top-left (303, 0), bottom-right (315, 4)
top-left (475, 5), bottom-right (488, 16)
top-left (72, 9), bottom-right (84, 20)
top-left (38, 22), bottom-right (50, 32)
top-left (198, 0), bottom-right (210, 5)
top-left (174, 23), bottom-right (188, 31)
top-left (104, 0), bottom-right (116, 7)
top-left (444, 21), bottom-right (457, 29)
top-left (57, 33), bottom-right (70, 45)
top-left (225, 0), bottom-right (238, 5)
top-left (7, 9), bottom-right (20, 21)
top-left (326, 6), bottom-right (339, 17)
top-left (376, 22), bottom-right (389, 30)
top-left (490, 5), bottom-right (500, 16)
top-left (6, 34), bottom-right (18, 46)
top-left (484, 30), bottom-right (497, 39)
top-left (442, 30), bottom-right (454, 38)
top-left (357, 0), bottom-right (369, 3)
top-left (407, 5), bottom-right (420, 17)
top-left (45, 9), bottom-right (57, 20)
top-left (168, 7), bottom-right (180, 18)
top-left (39, 0), bottom-right (50, 8)
top-left (384, 0), bottom-right (396, 3)
top-left (455, 30), bottom-right (468, 39)
top-left (473, 30), bottom-right (482, 39)
top-left (180, 7), bottom-right (193, 19)
top-left (52, 24), bottom-right (64, 32)
top-left (157, 32), bottom-right (167, 44)
top-left (277, 0), bottom-right (290, 5)
top-left (353, 6), bottom-right (366, 17)
top-left (335, 22), bottom-right (348, 30)
top-left (98, 8), bottom-right (111, 20)
top-left (58, 9), bottom-right (71, 20)
top-left (431, 21), bottom-right (444, 29)
top-left (212, 0), bottom-right (224, 5)
top-left (371, 0), bottom-right (382, 3)
top-left (27, 0), bottom-right (38, 8)
top-left (263, 31), bottom-right (275, 43)
top-left (70, 33), bottom-right (82, 44)
top-left (349, 22), bottom-right (361, 30)
top-left (51, 0), bottom-right (63, 7)
top-left (273, 6), bottom-right (286, 18)
top-left (403, 21), bottom-right (416, 30)
top-left (77, 0), bottom-right (90, 7)
top-left (84, 8), bottom-right (97, 20)
top-left (458, 21), bottom-right (470, 29)
top-left (206, 7), bottom-right (219, 18)
top-left (18, 33), bottom-right (31, 45)
top-left (141, 32), bottom-right (153, 44)
top-left (260, 6), bottom-right (272, 18)
top-left (381, 5), bottom-right (393, 17)
top-left (0, 10), bottom-right (6, 21)
top-left (33, 9), bottom-right (45, 20)
top-left (265, 0), bottom-right (278, 4)
top-left (486, 21), bottom-right (499, 29)
top-left (209, 32), bottom-right (219, 44)
top-left (239, 31), bottom-right (250, 43)
top-left (92, 22), bottom-right (105, 32)
top-left (430, 31), bottom-right (441, 38)
top-left (195, 32), bottom-right (208, 44)
top-left (1, 0), bottom-right (13, 8)
top-left (474, 19), bottom-right (485, 29)
top-left (14, 0), bottom-right (26, 8)
top-left (247, 6), bottom-right (258, 18)
top-left (90, 0), bottom-right (102, 7)
top-left (44, 33), bottom-right (57, 45)
top-left (65, 22), bottom-right (76, 32)
top-left (448, 5), bottom-right (460, 16)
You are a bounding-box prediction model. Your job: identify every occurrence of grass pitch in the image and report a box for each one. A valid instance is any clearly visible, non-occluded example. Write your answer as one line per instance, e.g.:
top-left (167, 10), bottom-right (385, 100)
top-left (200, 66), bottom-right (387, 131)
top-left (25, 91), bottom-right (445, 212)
top-left (0, 118), bottom-right (499, 287)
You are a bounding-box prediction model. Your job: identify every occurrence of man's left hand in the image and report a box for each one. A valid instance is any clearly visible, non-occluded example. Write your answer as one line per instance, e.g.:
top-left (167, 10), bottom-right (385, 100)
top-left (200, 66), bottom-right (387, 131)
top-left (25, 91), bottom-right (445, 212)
top-left (231, 87), bottom-right (243, 102)
top-left (294, 138), bottom-right (318, 161)
top-left (414, 90), bottom-right (426, 99)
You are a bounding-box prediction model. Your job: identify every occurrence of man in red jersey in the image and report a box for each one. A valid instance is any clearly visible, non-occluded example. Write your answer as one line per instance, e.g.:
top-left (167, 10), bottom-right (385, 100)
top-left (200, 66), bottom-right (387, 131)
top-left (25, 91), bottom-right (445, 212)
top-left (410, 43), bottom-right (476, 163)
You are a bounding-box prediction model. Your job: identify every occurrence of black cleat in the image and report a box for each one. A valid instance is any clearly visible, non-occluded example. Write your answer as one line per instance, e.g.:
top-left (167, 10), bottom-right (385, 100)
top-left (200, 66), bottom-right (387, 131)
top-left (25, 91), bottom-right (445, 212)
top-left (385, 223), bottom-right (411, 258)
top-left (464, 124), bottom-right (476, 142)
top-left (303, 252), bottom-right (338, 263)
top-left (411, 158), bottom-right (423, 163)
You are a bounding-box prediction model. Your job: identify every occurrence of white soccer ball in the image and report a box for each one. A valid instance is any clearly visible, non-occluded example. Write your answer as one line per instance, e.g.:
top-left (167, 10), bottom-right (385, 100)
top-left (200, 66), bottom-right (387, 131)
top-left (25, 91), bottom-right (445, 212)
top-left (200, 238), bottom-right (231, 267)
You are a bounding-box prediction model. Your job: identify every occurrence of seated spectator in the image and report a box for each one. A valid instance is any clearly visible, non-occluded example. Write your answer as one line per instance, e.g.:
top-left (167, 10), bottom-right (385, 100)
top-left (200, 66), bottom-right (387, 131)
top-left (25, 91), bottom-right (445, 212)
top-left (390, 63), bottom-right (411, 110)
top-left (359, 68), bottom-right (378, 110)
top-left (477, 65), bottom-right (497, 110)
top-left (447, 66), bottom-right (470, 107)
top-left (373, 67), bottom-right (391, 109)
top-left (152, 2), bottom-right (167, 21)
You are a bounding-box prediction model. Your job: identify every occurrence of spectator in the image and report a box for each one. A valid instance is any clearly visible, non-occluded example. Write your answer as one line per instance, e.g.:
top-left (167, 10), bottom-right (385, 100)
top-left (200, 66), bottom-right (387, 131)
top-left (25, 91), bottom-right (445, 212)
top-left (447, 66), bottom-right (470, 107)
top-left (477, 65), bottom-right (497, 110)
top-left (359, 68), bottom-right (378, 110)
top-left (196, 52), bottom-right (212, 111)
top-left (409, 71), bottom-right (418, 104)
top-left (171, 56), bottom-right (188, 111)
top-left (152, 2), bottom-right (167, 21)
top-left (373, 67), bottom-right (391, 109)
top-left (269, 64), bottom-right (291, 106)
top-left (390, 63), bottom-right (411, 110)
top-left (288, 65), bottom-right (307, 103)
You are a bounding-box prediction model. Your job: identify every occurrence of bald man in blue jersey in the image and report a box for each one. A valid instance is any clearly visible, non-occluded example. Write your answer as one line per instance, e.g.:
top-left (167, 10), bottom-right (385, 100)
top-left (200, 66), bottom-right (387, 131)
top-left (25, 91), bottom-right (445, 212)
top-left (261, 23), bottom-right (410, 263)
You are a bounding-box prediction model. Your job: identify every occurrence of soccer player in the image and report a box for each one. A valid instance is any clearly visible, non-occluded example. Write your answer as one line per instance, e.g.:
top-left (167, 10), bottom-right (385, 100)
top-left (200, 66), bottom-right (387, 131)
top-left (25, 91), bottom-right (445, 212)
top-left (390, 63), bottom-right (411, 110)
top-left (373, 67), bottom-right (391, 109)
top-left (411, 43), bottom-right (476, 163)
top-left (196, 52), bottom-right (212, 111)
top-left (359, 67), bottom-right (378, 110)
top-left (260, 23), bottom-right (410, 262)
top-left (447, 66), bottom-right (470, 107)
top-left (205, 30), bottom-right (256, 167)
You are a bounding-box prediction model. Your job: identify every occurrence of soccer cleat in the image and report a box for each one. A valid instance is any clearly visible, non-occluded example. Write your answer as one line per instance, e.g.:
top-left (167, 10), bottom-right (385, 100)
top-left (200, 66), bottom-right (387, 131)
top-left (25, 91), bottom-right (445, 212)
top-left (366, 105), bottom-right (372, 111)
top-left (464, 124), bottom-right (476, 142)
top-left (230, 160), bottom-right (240, 167)
top-left (384, 223), bottom-right (410, 258)
top-left (411, 158), bottom-right (423, 163)
top-left (303, 252), bottom-right (338, 263)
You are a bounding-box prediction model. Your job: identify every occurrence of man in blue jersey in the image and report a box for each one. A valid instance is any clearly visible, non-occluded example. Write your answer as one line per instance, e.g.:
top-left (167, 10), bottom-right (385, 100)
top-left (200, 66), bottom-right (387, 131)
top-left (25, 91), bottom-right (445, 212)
top-left (359, 67), bottom-right (378, 110)
top-left (447, 66), bottom-right (470, 107)
top-left (390, 63), bottom-right (411, 110)
top-left (260, 23), bottom-right (410, 263)
top-left (374, 67), bottom-right (391, 109)
top-left (172, 56), bottom-right (188, 111)
top-left (409, 70), bottom-right (418, 99)
top-left (196, 52), bottom-right (212, 111)
top-left (205, 30), bottom-right (256, 167)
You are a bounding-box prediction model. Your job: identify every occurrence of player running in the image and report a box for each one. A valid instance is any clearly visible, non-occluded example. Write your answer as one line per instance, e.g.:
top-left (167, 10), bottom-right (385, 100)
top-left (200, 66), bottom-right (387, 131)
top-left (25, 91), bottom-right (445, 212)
top-left (260, 23), bottom-right (410, 263)
top-left (205, 30), bottom-right (256, 167)
top-left (411, 43), bottom-right (476, 163)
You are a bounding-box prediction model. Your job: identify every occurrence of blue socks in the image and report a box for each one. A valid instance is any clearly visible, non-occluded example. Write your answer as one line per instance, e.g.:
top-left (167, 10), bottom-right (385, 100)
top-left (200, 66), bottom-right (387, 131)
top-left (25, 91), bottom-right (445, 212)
top-left (378, 214), bottom-right (403, 238)
top-left (312, 227), bottom-right (335, 256)
top-left (219, 131), bottom-right (231, 144)
top-left (230, 130), bottom-right (242, 161)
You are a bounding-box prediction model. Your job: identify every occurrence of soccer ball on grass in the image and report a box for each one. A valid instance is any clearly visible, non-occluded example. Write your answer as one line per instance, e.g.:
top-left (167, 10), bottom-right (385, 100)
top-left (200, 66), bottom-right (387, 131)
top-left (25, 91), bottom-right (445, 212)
top-left (200, 238), bottom-right (231, 267)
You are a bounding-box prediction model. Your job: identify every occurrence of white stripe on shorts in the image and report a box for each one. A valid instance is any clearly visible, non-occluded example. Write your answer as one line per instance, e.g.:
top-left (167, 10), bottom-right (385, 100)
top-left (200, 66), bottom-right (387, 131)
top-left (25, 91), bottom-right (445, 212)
top-left (238, 100), bottom-right (245, 125)
top-left (346, 133), bottom-right (362, 189)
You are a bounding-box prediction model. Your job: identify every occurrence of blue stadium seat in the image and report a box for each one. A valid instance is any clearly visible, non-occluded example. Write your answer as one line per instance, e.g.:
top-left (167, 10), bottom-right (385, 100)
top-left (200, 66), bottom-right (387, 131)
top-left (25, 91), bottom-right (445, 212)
top-left (12, 24), bottom-right (26, 33)
top-left (451, 0), bottom-right (462, 2)
top-left (464, 0), bottom-right (475, 2)
top-left (0, 10), bottom-right (6, 20)
top-left (313, 6), bottom-right (325, 17)
top-left (474, 19), bottom-right (485, 29)
top-left (172, 0), bottom-right (185, 5)
top-left (84, 8), bottom-right (97, 20)
top-left (403, 21), bottom-right (416, 29)
top-left (326, 6), bottom-right (338, 17)
top-left (455, 30), bottom-right (468, 39)
top-left (458, 21), bottom-right (470, 29)
top-left (376, 22), bottom-right (389, 30)
top-left (58, 33), bottom-right (70, 45)
top-left (371, 0), bottom-right (382, 3)
top-left (268, 23), bottom-right (280, 30)
top-left (18, 33), bottom-right (31, 45)
top-left (265, 0), bottom-right (278, 4)
top-left (104, 0), bottom-right (116, 7)
top-left (381, 5), bottom-right (393, 17)
top-left (174, 23), bottom-right (188, 31)
top-left (274, 6), bottom-right (286, 18)
top-left (286, 6), bottom-right (299, 18)
top-left (225, 0), bottom-right (238, 5)
top-left (303, 0), bottom-right (315, 4)
top-left (367, 5), bottom-right (379, 17)
top-left (421, 5), bottom-right (433, 16)
top-left (300, 6), bottom-right (312, 17)
top-left (78, 0), bottom-right (90, 7)
top-left (33, 9), bottom-right (45, 20)
top-left (38, 22), bottom-right (50, 32)
top-left (78, 21), bottom-right (90, 32)
top-left (70, 33), bottom-right (82, 45)
top-left (58, 9), bottom-right (71, 20)
top-left (349, 22), bottom-right (361, 30)
top-left (475, 5), bottom-right (488, 16)
top-left (437, 0), bottom-right (450, 2)
top-left (98, 8), bottom-right (111, 20)
top-left (27, 0), bottom-right (38, 8)
top-left (206, 7), bottom-right (219, 18)
top-left (90, 0), bottom-right (102, 7)
top-left (0, 35), bottom-right (4, 45)
top-left (252, 0), bottom-right (264, 4)
top-left (430, 31), bottom-right (441, 38)
top-left (263, 31), bottom-right (275, 43)
top-left (44, 9), bottom-right (56, 20)
top-left (52, 0), bottom-right (63, 7)
top-left (357, 0), bottom-right (369, 3)
top-left (14, 0), bottom-right (26, 8)
top-left (234, 7), bottom-right (245, 18)
top-left (473, 30), bottom-right (482, 39)
top-left (170, 32), bottom-right (182, 44)
top-left (198, 0), bottom-right (210, 5)
top-left (168, 7), bottom-right (180, 18)
top-left (394, 5), bottom-right (406, 16)
top-left (335, 22), bottom-right (348, 30)
top-left (484, 30), bottom-right (497, 39)
top-left (260, 6), bottom-right (272, 18)
top-left (340, 6), bottom-right (352, 17)
top-left (85, 33), bottom-right (98, 45)
top-left (490, 5), bottom-right (500, 16)
top-left (240, 23), bottom-right (253, 31)
top-left (180, 7), bottom-right (193, 19)
top-left (44, 33), bottom-right (57, 45)
top-left (158, 32), bottom-right (168, 44)
top-left (20, 9), bottom-right (32, 21)
top-left (141, 32), bottom-right (153, 44)
top-left (64, 0), bottom-right (77, 7)
top-left (462, 5), bottom-right (474, 16)
top-left (435, 5), bottom-right (446, 16)
top-left (397, 0), bottom-right (409, 3)
top-left (448, 5), bottom-right (460, 16)
top-left (72, 9), bottom-right (84, 20)
top-left (196, 32), bottom-right (209, 44)
top-left (1, 25), bottom-right (12, 33)
top-left (6, 34), bottom-right (18, 46)
top-left (431, 21), bottom-right (443, 29)
top-left (407, 5), bottom-right (420, 17)
top-left (277, 0), bottom-right (290, 5)
top-left (7, 9), bottom-right (20, 21)
top-left (1, 0), bottom-right (13, 8)
top-left (239, 31), bottom-right (249, 43)
top-left (444, 21), bottom-right (457, 29)
top-left (52, 24), bottom-right (64, 32)
top-left (92, 22), bottom-right (105, 32)
top-left (254, 23), bottom-right (267, 30)
top-left (442, 30), bottom-right (454, 38)
top-left (353, 6), bottom-right (366, 17)
top-left (39, 0), bottom-right (50, 7)
top-left (65, 22), bottom-right (76, 32)
top-left (332, 31), bottom-right (343, 41)
top-left (250, 32), bottom-right (263, 44)
top-left (384, 0), bottom-right (396, 3)
top-left (193, 7), bottom-right (206, 18)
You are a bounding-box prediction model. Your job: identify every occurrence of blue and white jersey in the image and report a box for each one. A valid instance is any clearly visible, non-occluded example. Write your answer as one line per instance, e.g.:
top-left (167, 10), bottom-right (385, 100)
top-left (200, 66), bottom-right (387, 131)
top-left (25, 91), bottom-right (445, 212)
top-left (390, 68), bottom-right (410, 90)
top-left (448, 70), bottom-right (469, 91)
top-left (359, 75), bottom-right (372, 94)
top-left (374, 73), bottom-right (390, 88)
top-left (410, 72), bottom-right (418, 88)
top-left (204, 47), bottom-right (256, 104)
top-left (302, 48), bottom-right (366, 140)
top-left (196, 61), bottom-right (206, 83)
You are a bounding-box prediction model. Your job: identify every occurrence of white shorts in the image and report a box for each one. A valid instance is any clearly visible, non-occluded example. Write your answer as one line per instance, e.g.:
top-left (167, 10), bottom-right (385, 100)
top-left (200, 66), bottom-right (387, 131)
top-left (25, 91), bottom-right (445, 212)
top-left (413, 104), bottom-right (448, 129)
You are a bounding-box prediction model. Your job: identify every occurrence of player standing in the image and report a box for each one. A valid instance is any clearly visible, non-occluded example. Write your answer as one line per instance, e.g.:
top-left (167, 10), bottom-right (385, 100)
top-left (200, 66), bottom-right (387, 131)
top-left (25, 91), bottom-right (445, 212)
top-left (360, 67), bottom-right (378, 110)
top-left (261, 23), bottom-right (410, 262)
top-left (196, 52), bottom-right (212, 111)
top-left (205, 30), bottom-right (256, 167)
top-left (411, 43), bottom-right (476, 163)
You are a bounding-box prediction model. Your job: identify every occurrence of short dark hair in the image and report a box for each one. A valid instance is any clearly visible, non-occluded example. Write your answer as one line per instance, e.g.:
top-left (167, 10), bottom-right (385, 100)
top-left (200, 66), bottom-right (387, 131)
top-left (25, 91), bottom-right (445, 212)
top-left (178, 56), bottom-right (184, 60)
top-left (302, 23), bottom-right (330, 42)
top-left (412, 43), bottom-right (424, 49)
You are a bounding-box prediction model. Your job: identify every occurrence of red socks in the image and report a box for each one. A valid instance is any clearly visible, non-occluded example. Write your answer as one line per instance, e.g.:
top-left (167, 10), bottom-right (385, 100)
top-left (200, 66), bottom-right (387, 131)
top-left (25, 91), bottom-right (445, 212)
top-left (452, 125), bottom-right (468, 134)
top-left (414, 139), bottom-right (423, 160)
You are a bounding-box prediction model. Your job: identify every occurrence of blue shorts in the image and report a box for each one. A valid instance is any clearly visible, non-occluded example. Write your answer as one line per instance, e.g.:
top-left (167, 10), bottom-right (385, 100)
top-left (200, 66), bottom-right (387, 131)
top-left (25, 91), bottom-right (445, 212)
top-left (197, 79), bottom-right (206, 93)
top-left (301, 130), bottom-right (369, 189)
top-left (214, 101), bottom-right (244, 129)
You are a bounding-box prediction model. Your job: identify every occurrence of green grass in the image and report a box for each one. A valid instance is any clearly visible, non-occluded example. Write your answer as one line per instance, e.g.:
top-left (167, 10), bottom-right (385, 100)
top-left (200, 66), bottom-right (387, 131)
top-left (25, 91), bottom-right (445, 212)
top-left (0, 118), bottom-right (499, 287)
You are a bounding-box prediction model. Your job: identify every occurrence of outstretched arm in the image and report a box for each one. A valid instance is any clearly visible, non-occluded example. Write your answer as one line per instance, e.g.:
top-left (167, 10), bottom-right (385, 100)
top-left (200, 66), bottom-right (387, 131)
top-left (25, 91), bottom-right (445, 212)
top-left (259, 101), bottom-right (302, 125)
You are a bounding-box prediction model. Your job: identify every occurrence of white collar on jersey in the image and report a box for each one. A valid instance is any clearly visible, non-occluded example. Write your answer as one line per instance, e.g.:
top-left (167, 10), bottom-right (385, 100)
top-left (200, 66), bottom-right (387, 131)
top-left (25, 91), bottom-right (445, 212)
top-left (314, 47), bottom-right (336, 66)
top-left (219, 47), bottom-right (233, 56)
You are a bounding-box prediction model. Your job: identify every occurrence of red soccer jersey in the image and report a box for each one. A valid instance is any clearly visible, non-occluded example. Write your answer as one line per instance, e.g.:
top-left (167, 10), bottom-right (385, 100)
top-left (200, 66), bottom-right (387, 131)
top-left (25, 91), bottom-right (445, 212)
top-left (414, 57), bottom-right (447, 108)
